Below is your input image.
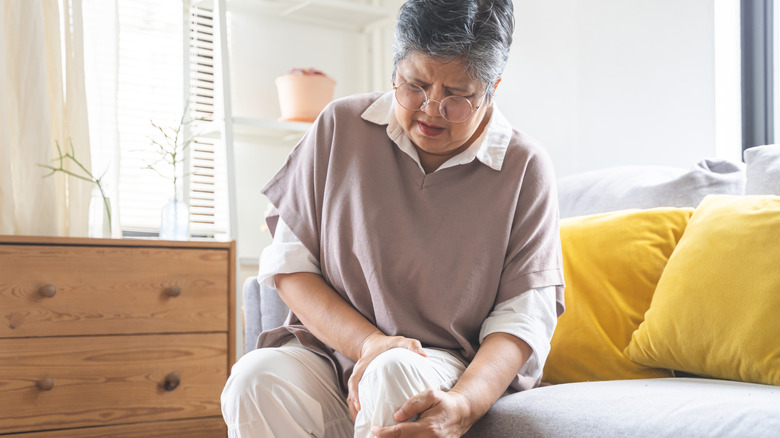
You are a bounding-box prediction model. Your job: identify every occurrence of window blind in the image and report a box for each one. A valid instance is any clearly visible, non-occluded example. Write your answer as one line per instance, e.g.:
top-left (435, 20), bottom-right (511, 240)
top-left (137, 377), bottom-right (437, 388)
top-left (83, 0), bottom-right (226, 238)
top-left (188, 5), bottom-right (228, 239)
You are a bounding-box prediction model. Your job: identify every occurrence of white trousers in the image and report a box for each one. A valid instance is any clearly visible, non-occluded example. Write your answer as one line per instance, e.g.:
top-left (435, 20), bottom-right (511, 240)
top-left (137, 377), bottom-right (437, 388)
top-left (221, 340), bottom-right (467, 438)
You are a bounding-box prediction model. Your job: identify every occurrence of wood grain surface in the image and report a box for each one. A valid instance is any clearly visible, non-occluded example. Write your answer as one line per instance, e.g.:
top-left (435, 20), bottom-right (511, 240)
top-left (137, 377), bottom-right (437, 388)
top-left (0, 333), bottom-right (228, 434)
top-left (0, 417), bottom-right (227, 437)
top-left (0, 244), bottom-right (229, 337)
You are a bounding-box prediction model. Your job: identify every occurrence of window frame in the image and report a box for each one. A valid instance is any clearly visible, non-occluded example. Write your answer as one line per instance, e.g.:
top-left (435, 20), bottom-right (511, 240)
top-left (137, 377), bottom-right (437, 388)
top-left (741, 0), bottom-right (775, 153)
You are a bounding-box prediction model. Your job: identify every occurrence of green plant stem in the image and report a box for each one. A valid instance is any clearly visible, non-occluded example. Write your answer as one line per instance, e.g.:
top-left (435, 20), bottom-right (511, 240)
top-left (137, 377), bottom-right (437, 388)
top-left (96, 179), bottom-right (112, 233)
top-left (38, 140), bottom-right (112, 233)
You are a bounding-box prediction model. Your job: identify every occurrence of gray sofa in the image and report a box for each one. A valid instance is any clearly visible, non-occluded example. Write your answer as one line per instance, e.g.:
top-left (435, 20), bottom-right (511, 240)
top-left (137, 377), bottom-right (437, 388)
top-left (243, 149), bottom-right (780, 437)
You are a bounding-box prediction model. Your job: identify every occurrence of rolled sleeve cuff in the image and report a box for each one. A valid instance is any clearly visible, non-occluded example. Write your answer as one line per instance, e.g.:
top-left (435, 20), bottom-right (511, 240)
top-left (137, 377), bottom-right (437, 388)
top-left (479, 286), bottom-right (558, 380)
top-left (257, 218), bottom-right (321, 288)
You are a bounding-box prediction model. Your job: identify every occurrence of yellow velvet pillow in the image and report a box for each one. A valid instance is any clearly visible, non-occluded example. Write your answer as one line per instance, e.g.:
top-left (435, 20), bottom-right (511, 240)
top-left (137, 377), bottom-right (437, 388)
top-left (543, 208), bottom-right (693, 384)
top-left (625, 195), bottom-right (780, 386)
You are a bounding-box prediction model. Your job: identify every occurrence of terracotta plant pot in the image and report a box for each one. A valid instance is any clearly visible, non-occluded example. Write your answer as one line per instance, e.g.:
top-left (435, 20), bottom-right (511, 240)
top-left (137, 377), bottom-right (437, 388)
top-left (275, 73), bottom-right (336, 122)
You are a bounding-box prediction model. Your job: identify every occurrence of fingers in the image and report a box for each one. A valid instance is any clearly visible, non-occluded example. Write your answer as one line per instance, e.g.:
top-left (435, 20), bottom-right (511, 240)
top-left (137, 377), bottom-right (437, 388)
top-left (347, 359), bottom-right (367, 420)
top-left (371, 423), bottom-right (406, 438)
top-left (347, 390), bottom-right (359, 421)
top-left (408, 338), bottom-right (427, 357)
top-left (372, 390), bottom-right (465, 437)
top-left (393, 389), bottom-right (437, 422)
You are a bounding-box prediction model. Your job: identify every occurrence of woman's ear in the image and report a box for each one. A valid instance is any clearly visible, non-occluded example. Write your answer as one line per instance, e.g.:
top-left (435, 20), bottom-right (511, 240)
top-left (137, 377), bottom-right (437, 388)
top-left (493, 77), bottom-right (502, 93)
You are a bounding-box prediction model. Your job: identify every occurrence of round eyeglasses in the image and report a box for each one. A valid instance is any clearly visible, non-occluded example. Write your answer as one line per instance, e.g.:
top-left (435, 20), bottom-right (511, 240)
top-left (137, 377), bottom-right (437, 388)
top-left (392, 82), bottom-right (486, 124)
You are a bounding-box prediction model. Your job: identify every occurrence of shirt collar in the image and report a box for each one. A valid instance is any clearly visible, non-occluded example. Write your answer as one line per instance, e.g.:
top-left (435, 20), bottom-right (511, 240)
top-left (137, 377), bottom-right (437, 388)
top-left (361, 91), bottom-right (512, 172)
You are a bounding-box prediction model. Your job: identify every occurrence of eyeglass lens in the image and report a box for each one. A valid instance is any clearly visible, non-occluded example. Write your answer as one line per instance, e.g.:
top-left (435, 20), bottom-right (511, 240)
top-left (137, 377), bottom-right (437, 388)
top-left (395, 83), bottom-right (474, 123)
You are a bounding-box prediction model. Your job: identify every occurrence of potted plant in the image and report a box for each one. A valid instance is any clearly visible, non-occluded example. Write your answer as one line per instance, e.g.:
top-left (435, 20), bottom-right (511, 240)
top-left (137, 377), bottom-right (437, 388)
top-left (275, 67), bottom-right (336, 122)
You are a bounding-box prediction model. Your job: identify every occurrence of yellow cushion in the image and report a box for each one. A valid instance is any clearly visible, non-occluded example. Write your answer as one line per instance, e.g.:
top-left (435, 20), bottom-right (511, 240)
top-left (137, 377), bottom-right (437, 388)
top-left (543, 208), bottom-right (693, 384)
top-left (625, 195), bottom-right (780, 386)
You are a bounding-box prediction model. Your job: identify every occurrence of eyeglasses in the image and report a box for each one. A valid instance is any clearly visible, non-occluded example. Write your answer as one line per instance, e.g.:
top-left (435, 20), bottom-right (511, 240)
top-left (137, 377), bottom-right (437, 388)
top-left (392, 82), bottom-right (486, 124)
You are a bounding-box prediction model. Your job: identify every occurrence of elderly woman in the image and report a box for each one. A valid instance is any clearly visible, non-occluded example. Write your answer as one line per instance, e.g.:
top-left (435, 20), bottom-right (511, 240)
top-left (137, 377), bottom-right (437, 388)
top-left (221, 0), bottom-right (565, 436)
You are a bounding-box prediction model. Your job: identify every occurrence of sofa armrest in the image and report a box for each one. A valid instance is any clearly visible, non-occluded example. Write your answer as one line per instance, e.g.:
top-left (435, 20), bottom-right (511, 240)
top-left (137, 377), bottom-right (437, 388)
top-left (243, 276), bottom-right (290, 352)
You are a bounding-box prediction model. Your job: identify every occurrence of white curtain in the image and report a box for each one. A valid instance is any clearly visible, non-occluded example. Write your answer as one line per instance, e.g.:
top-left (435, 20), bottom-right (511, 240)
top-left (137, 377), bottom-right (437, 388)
top-left (82, 0), bottom-right (121, 237)
top-left (0, 0), bottom-right (91, 236)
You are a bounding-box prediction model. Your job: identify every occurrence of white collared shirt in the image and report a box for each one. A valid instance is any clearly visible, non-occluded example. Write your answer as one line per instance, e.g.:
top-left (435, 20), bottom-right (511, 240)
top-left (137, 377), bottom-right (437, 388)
top-left (258, 92), bottom-right (557, 379)
top-left (360, 91), bottom-right (513, 173)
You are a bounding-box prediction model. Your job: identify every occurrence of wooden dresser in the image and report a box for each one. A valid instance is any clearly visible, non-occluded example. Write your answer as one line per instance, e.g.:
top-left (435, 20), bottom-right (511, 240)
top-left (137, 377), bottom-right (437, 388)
top-left (0, 236), bottom-right (235, 437)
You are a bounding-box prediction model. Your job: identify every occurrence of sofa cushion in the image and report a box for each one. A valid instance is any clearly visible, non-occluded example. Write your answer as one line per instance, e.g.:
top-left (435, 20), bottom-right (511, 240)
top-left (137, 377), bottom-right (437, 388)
top-left (625, 194), bottom-right (780, 386)
top-left (465, 378), bottom-right (780, 438)
top-left (557, 159), bottom-right (745, 218)
top-left (543, 208), bottom-right (692, 384)
top-left (745, 144), bottom-right (780, 195)
top-left (242, 278), bottom-right (290, 353)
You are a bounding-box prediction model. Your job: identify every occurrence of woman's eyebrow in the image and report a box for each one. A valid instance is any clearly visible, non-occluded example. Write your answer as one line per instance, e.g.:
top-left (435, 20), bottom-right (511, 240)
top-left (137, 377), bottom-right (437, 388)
top-left (446, 84), bottom-right (472, 94)
top-left (397, 72), bottom-right (425, 85)
top-left (398, 73), bottom-right (473, 94)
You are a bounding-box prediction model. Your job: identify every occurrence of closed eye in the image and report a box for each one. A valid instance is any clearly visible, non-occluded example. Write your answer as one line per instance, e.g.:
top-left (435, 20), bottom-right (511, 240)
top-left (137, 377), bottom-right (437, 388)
top-left (418, 83), bottom-right (474, 99)
top-left (398, 74), bottom-right (474, 98)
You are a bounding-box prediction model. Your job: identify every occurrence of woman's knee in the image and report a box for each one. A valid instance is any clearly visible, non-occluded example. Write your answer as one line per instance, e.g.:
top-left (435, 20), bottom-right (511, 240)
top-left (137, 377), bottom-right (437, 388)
top-left (359, 348), bottom-right (431, 396)
top-left (365, 348), bottom-right (426, 375)
top-left (222, 349), bottom-right (288, 408)
top-left (222, 347), bottom-right (341, 434)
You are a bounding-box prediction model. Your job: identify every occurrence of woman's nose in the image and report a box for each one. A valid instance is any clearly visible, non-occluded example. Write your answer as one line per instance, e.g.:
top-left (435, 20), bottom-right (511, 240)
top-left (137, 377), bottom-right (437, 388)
top-left (421, 98), bottom-right (442, 118)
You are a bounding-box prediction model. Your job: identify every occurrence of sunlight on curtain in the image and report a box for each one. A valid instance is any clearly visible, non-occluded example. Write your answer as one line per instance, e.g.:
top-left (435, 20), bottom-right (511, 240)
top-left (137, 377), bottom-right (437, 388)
top-left (0, 0), bottom-right (91, 236)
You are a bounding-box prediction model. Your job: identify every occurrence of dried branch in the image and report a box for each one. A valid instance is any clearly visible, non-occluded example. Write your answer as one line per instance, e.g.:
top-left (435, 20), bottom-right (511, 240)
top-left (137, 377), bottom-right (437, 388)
top-left (144, 101), bottom-right (202, 200)
top-left (38, 139), bottom-right (112, 231)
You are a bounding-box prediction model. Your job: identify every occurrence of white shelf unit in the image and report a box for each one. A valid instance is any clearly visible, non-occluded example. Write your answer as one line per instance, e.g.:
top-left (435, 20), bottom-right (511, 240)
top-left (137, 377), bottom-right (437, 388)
top-left (195, 118), bottom-right (309, 144)
top-left (224, 0), bottom-right (397, 143)
top-left (230, 0), bottom-right (397, 32)
top-left (232, 117), bottom-right (312, 143)
top-left (211, 0), bottom-right (398, 232)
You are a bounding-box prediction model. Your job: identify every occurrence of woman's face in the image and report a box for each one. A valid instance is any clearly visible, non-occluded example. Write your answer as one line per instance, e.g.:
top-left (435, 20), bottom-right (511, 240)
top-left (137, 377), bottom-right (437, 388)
top-left (393, 52), bottom-right (491, 164)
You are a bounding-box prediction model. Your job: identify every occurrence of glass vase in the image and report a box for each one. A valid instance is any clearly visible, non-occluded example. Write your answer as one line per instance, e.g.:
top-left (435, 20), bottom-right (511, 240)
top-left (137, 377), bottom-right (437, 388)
top-left (88, 185), bottom-right (112, 238)
top-left (160, 197), bottom-right (190, 240)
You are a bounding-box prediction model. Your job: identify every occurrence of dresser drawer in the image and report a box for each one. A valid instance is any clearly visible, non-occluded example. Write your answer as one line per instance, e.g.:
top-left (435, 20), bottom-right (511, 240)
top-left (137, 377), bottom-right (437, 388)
top-left (0, 417), bottom-right (227, 438)
top-left (0, 244), bottom-right (228, 337)
top-left (0, 333), bottom-right (228, 434)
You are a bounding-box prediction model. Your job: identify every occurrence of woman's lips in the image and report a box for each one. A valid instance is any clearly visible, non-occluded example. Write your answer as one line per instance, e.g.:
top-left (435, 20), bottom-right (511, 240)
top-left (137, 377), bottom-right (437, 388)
top-left (417, 121), bottom-right (445, 137)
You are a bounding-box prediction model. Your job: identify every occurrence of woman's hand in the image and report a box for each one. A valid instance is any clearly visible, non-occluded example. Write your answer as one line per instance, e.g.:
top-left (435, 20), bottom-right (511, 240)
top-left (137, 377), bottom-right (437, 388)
top-left (370, 332), bottom-right (532, 437)
top-left (347, 332), bottom-right (427, 420)
top-left (369, 389), bottom-right (474, 438)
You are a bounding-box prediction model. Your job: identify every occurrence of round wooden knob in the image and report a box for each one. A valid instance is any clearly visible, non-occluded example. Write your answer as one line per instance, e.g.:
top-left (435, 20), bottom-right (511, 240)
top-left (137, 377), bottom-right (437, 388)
top-left (165, 285), bottom-right (181, 298)
top-left (39, 284), bottom-right (57, 298)
top-left (163, 372), bottom-right (180, 391)
top-left (37, 377), bottom-right (54, 391)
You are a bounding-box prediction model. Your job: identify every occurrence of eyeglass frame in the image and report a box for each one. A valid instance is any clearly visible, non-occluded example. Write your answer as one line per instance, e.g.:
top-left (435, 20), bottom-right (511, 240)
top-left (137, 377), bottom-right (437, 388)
top-left (392, 81), bottom-right (489, 124)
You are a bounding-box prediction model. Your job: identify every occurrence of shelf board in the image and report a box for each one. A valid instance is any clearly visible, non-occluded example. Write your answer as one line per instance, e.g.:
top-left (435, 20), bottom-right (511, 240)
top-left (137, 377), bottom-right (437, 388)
top-left (228, 0), bottom-right (396, 31)
top-left (195, 117), bottom-right (311, 143)
top-left (233, 116), bottom-right (312, 142)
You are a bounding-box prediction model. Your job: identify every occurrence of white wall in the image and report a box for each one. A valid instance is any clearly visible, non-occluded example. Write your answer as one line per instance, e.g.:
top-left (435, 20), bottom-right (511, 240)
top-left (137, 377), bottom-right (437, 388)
top-left (227, 9), bottom-right (372, 120)
top-left (500, 0), bottom-right (721, 177)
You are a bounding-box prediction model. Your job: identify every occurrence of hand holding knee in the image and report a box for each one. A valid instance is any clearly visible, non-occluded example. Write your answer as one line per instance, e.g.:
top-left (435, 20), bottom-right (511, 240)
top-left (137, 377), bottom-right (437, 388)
top-left (347, 332), bottom-right (427, 420)
top-left (370, 389), bottom-right (473, 438)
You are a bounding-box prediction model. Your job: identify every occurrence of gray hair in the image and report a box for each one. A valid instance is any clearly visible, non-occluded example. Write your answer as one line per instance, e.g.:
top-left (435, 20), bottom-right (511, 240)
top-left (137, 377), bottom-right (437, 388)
top-left (392, 0), bottom-right (515, 99)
